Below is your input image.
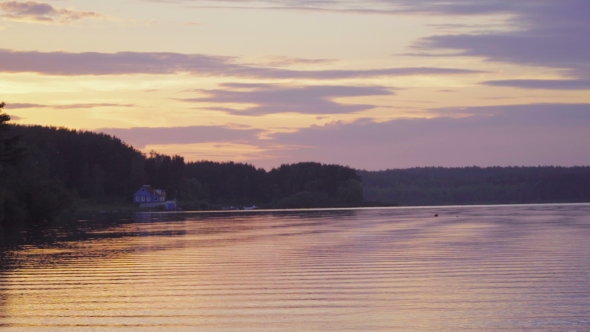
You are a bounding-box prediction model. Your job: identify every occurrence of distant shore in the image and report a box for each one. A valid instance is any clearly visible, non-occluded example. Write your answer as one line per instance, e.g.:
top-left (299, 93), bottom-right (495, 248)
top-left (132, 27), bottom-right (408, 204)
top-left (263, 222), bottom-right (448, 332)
top-left (73, 199), bottom-right (399, 214)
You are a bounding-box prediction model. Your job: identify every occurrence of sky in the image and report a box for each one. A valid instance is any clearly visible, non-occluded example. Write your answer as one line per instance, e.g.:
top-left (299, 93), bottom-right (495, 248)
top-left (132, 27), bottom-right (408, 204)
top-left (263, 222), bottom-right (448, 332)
top-left (1, 0), bottom-right (589, 170)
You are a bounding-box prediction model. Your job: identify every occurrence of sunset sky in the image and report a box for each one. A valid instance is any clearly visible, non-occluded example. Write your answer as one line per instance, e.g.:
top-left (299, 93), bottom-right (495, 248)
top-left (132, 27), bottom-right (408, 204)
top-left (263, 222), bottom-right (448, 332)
top-left (2, 0), bottom-right (589, 170)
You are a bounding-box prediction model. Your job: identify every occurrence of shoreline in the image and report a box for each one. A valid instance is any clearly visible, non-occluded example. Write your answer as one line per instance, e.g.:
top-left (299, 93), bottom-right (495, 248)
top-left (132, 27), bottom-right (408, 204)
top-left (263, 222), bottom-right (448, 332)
top-left (92, 201), bottom-right (590, 215)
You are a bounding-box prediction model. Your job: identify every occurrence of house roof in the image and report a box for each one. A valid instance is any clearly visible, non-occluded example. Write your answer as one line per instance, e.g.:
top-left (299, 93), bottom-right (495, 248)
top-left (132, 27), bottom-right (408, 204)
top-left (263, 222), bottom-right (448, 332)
top-left (141, 185), bottom-right (155, 195)
top-left (135, 185), bottom-right (166, 197)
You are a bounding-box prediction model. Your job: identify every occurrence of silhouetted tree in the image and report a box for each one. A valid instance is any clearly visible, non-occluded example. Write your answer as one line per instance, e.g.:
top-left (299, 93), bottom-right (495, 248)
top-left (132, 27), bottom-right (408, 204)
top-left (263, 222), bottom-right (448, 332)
top-left (0, 103), bottom-right (26, 168)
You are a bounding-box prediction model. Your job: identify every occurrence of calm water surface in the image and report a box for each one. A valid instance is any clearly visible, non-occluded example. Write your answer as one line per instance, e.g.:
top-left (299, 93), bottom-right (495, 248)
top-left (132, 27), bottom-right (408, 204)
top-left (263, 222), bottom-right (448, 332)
top-left (1, 204), bottom-right (589, 331)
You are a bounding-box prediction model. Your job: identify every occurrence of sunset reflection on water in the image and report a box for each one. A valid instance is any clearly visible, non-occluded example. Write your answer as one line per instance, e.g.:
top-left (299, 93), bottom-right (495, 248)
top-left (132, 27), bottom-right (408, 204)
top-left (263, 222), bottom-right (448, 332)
top-left (1, 205), bottom-right (590, 331)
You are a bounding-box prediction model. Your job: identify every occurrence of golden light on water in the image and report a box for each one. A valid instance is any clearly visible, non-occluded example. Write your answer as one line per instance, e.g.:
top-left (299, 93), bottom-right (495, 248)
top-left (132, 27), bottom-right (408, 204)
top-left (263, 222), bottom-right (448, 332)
top-left (1, 206), bottom-right (590, 331)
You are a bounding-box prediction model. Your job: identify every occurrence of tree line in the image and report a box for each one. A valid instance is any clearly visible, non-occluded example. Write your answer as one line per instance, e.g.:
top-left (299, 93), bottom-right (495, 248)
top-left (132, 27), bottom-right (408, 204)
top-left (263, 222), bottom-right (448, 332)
top-left (0, 103), bottom-right (363, 225)
top-left (3, 102), bottom-right (589, 226)
top-left (359, 167), bottom-right (590, 206)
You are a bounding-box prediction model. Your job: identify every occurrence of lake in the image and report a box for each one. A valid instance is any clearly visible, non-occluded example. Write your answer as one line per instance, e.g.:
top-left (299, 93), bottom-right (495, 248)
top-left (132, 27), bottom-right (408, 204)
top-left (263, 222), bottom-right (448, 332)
top-left (1, 204), bottom-right (590, 331)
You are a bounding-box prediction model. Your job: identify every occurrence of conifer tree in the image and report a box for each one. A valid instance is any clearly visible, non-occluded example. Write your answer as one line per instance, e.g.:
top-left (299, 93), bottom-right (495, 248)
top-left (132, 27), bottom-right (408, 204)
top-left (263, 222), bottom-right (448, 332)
top-left (0, 103), bottom-right (26, 167)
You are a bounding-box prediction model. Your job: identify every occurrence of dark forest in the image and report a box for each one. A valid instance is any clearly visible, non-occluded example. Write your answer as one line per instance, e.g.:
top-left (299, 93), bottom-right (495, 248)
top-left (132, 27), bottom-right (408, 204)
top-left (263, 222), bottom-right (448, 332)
top-left (0, 104), bottom-right (363, 225)
top-left (1, 103), bottom-right (589, 227)
top-left (359, 167), bottom-right (590, 206)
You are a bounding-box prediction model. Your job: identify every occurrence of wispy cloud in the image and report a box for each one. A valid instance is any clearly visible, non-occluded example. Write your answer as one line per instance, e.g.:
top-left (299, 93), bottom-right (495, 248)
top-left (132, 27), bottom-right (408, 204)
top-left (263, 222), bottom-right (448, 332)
top-left (4, 102), bottom-right (135, 109)
top-left (159, 1), bottom-right (590, 88)
top-left (142, 0), bottom-right (531, 16)
top-left (0, 49), bottom-right (485, 78)
top-left (0, 1), bottom-right (102, 23)
top-left (409, 0), bottom-right (590, 83)
top-left (481, 79), bottom-right (590, 90)
top-left (3, 103), bottom-right (42, 109)
top-left (262, 56), bottom-right (337, 67)
top-left (263, 103), bottom-right (590, 169)
top-left (182, 83), bottom-right (394, 116)
top-left (98, 125), bottom-right (262, 148)
top-left (96, 102), bottom-right (590, 169)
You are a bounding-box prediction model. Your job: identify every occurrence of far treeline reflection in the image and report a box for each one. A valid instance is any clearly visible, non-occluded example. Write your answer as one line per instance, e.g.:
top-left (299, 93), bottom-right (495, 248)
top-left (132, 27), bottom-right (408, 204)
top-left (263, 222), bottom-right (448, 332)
top-left (1, 102), bottom-right (590, 226)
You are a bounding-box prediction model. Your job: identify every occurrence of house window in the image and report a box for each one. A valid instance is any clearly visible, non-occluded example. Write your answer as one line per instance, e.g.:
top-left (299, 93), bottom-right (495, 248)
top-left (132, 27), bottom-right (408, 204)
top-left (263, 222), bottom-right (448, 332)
top-left (135, 196), bottom-right (139, 202)
top-left (141, 196), bottom-right (145, 202)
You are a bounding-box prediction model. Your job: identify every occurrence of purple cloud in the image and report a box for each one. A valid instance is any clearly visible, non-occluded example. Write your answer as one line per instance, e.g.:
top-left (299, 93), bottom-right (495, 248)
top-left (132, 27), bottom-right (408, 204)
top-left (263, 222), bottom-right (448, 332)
top-left (386, 0), bottom-right (536, 15)
top-left (98, 126), bottom-right (262, 148)
top-left (182, 84), bottom-right (394, 116)
top-left (95, 102), bottom-right (590, 169)
top-left (144, 1), bottom-right (590, 85)
top-left (0, 1), bottom-right (101, 23)
top-left (481, 80), bottom-right (590, 90)
top-left (410, 0), bottom-right (590, 81)
top-left (0, 49), bottom-right (484, 78)
top-left (145, 0), bottom-right (538, 16)
top-left (3, 103), bottom-right (43, 109)
top-left (259, 103), bottom-right (590, 169)
top-left (430, 103), bottom-right (590, 127)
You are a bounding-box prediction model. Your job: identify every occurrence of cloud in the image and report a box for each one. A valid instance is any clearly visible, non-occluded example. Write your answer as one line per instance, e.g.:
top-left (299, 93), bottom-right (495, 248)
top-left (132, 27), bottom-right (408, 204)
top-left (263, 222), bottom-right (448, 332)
top-left (3, 102), bottom-right (135, 109)
top-left (263, 56), bottom-right (337, 67)
top-left (0, 49), bottom-right (485, 78)
top-left (481, 79), bottom-right (590, 90)
top-left (182, 83), bottom-right (394, 116)
top-left (98, 126), bottom-right (262, 148)
top-left (91, 102), bottom-right (590, 169)
top-left (52, 103), bottom-right (135, 109)
top-left (101, 103), bottom-right (590, 169)
top-left (260, 103), bottom-right (590, 169)
top-left (3, 103), bottom-right (43, 109)
top-left (173, 1), bottom-right (589, 84)
top-left (272, 105), bottom-right (590, 149)
top-left (410, 0), bottom-right (590, 80)
top-left (0, 1), bottom-right (101, 23)
top-left (384, 0), bottom-right (535, 15)
top-left (143, 0), bottom-right (532, 16)
top-left (430, 103), bottom-right (590, 126)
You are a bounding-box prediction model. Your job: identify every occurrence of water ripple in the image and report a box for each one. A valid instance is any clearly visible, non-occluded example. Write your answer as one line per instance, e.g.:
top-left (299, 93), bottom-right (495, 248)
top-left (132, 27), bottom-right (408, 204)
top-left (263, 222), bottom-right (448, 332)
top-left (1, 205), bottom-right (590, 331)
